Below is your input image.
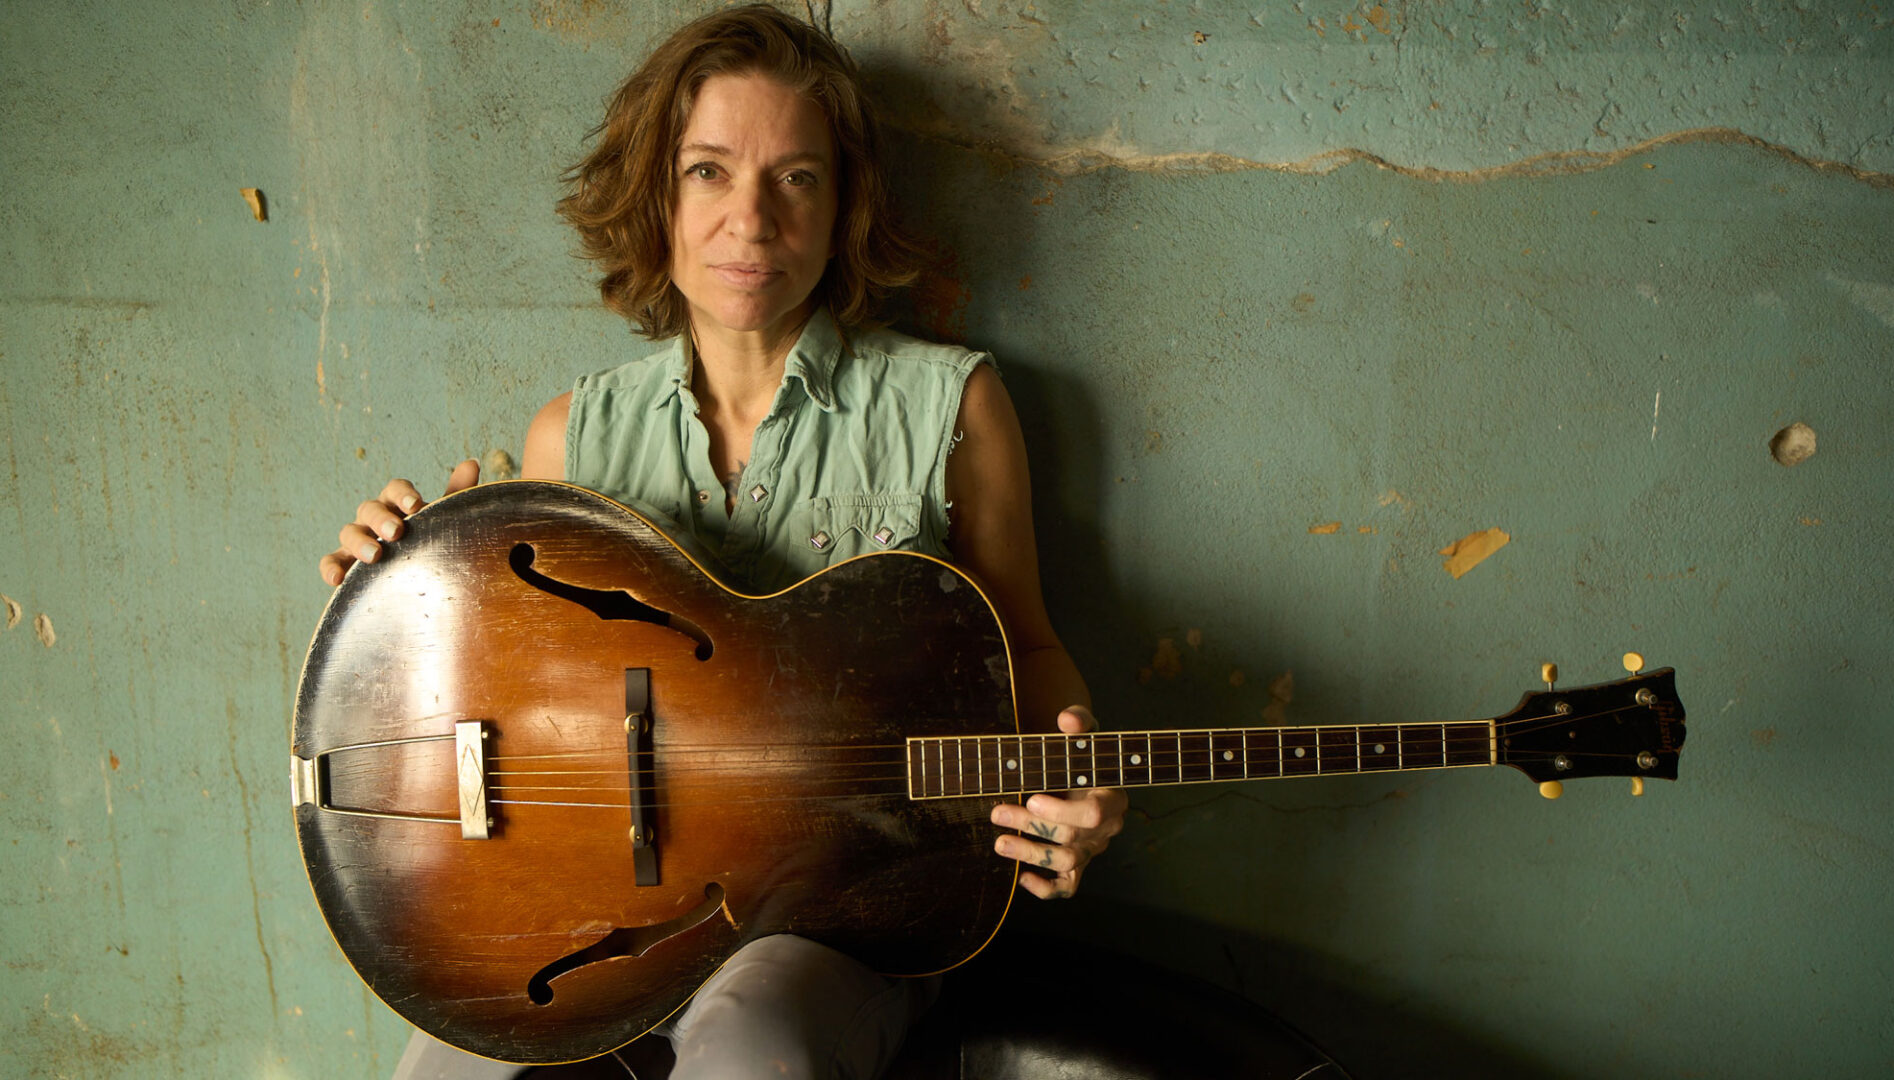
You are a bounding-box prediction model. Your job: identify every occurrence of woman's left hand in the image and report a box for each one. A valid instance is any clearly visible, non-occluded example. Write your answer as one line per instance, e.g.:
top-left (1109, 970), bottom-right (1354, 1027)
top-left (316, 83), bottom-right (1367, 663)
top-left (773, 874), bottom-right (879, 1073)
top-left (989, 705), bottom-right (1128, 900)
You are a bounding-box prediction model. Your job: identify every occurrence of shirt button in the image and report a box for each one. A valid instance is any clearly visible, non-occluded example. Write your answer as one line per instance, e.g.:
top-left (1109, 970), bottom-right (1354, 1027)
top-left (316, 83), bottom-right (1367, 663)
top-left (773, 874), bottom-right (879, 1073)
top-left (749, 484), bottom-right (768, 503)
top-left (809, 531), bottom-right (831, 551)
top-left (872, 526), bottom-right (895, 546)
top-left (696, 490), bottom-right (711, 504)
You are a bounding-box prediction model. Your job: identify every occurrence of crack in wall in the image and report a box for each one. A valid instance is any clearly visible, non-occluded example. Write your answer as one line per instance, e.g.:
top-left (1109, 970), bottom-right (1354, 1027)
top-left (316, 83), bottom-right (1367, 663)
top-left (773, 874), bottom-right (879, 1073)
top-left (907, 125), bottom-right (1894, 187)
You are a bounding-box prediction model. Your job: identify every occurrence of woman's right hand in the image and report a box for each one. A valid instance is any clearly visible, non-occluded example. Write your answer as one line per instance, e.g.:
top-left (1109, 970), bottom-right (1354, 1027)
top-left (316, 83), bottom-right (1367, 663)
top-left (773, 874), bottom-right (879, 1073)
top-left (318, 459), bottom-right (481, 587)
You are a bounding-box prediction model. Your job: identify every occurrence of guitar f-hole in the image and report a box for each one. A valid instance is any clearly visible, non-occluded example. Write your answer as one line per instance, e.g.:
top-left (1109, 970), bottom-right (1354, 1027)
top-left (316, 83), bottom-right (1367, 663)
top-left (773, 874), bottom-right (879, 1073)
top-left (508, 543), bottom-right (713, 660)
top-left (526, 883), bottom-right (729, 1006)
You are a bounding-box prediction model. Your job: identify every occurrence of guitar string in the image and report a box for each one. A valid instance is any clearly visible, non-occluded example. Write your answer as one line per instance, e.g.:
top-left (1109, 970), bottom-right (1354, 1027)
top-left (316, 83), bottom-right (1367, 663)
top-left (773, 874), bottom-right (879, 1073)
top-left (472, 714), bottom-right (1647, 779)
top-left (467, 701), bottom-right (1655, 763)
top-left (478, 746), bottom-right (1649, 797)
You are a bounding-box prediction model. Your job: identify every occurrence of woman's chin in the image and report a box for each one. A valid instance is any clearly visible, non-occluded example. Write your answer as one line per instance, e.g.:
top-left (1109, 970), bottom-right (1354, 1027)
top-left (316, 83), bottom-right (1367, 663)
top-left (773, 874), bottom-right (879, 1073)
top-left (692, 295), bottom-right (812, 339)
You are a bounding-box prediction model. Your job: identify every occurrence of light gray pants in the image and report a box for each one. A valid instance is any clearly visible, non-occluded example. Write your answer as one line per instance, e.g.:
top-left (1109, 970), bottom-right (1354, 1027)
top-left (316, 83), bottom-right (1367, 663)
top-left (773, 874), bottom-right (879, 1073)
top-left (391, 935), bottom-right (939, 1080)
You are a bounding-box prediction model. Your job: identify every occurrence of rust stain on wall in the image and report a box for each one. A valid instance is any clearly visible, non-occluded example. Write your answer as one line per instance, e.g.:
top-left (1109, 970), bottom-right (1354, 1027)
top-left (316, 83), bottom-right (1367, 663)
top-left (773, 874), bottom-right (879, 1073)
top-left (1262, 670), bottom-right (1295, 725)
top-left (911, 245), bottom-right (972, 344)
top-left (1140, 637), bottom-right (1183, 683)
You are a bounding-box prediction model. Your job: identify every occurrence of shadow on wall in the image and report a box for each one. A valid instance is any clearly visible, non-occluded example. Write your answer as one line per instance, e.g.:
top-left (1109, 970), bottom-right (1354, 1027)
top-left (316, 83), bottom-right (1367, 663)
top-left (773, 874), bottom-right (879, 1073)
top-left (866, 59), bottom-right (1138, 718)
top-left (1004, 896), bottom-right (1568, 1080)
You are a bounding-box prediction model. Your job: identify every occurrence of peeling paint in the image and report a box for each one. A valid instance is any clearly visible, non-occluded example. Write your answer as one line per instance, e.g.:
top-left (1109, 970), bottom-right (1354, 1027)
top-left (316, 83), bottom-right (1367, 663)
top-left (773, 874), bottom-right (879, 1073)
top-left (2, 593), bottom-right (20, 630)
top-left (1308, 521), bottom-right (1342, 534)
top-left (33, 612), bottom-right (56, 647)
top-left (1438, 528), bottom-right (1510, 579)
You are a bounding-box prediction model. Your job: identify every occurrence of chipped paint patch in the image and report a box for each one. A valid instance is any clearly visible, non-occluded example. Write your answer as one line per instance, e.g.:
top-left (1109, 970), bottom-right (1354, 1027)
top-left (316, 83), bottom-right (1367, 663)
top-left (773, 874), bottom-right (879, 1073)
top-left (483, 448), bottom-right (518, 481)
top-left (1771, 423), bottom-right (1817, 467)
top-left (1439, 528), bottom-right (1510, 579)
top-left (34, 612), bottom-right (56, 647)
top-left (1309, 521), bottom-right (1342, 534)
top-left (2, 594), bottom-right (20, 630)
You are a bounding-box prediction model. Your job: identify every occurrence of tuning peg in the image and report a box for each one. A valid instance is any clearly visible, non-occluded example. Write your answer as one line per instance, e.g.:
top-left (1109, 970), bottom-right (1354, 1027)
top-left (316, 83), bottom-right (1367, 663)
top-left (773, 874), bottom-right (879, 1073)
top-left (1538, 781), bottom-right (1563, 800)
top-left (1541, 662), bottom-right (1558, 690)
top-left (1623, 651), bottom-right (1645, 675)
top-left (1631, 777), bottom-right (1645, 797)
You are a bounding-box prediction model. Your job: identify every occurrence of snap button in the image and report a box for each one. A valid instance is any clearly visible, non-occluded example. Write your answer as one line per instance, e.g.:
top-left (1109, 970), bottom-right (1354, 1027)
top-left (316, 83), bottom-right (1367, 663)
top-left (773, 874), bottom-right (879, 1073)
top-left (696, 490), bottom-right (711, 504)
top-left (872, 526), bottom-right (894, 546)
top-left (809, 531), bottom-right (831, 550)
top-left (749, 484), bottom-right (768, 503)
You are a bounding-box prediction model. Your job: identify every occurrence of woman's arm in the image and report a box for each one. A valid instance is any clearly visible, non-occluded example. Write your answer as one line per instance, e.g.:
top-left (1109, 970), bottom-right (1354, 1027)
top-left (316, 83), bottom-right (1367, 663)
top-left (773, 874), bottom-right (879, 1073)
top-left (946, 363), bottom-right (1126, 899)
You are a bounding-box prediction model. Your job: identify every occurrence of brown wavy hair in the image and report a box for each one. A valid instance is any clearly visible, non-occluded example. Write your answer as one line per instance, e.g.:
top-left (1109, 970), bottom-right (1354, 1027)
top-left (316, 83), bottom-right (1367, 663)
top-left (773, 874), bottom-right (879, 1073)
top-left (558, 4), bottom-right (923, 339)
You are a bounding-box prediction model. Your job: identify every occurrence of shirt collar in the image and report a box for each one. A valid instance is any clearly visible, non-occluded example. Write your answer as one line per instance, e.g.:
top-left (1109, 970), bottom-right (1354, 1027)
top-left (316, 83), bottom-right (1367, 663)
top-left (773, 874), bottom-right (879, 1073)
top-left (656, 307), bottom-right (843, 414)
top-left (781, 306), bottom-right (842, 413)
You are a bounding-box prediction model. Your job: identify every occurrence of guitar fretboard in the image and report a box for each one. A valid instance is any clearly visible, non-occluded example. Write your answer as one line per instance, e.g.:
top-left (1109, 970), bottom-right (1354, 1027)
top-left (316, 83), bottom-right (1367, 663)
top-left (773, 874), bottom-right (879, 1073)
top-left (905, 722), bottom-right (1495, 799)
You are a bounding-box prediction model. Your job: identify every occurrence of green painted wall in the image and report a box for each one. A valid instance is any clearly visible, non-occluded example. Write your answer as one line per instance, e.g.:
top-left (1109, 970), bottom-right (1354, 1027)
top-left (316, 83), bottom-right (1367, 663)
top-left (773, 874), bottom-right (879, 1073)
top-left (3, 2), bottom-right (1889, 1077)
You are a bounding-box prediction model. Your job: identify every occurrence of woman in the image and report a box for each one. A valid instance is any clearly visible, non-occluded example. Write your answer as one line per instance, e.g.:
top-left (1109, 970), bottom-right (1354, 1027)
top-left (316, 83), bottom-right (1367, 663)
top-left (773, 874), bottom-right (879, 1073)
top-left (320, 6), bottom-right (1125, 1078)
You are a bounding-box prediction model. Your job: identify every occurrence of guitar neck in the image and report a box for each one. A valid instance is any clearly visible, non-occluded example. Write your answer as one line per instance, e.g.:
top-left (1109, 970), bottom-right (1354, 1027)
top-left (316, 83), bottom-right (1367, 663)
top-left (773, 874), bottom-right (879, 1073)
top-left (906, 721), bottom-right (1497, 799)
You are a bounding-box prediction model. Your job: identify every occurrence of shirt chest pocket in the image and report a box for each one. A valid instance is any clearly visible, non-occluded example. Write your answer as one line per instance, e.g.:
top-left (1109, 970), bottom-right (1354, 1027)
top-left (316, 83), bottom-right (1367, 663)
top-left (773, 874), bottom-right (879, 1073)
top-left (805, 492), bottom-right (925, 561)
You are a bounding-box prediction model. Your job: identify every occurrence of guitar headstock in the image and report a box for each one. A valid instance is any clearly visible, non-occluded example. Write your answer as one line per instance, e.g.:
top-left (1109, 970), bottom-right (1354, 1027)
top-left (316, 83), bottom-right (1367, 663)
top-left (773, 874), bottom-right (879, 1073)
top-left (1496, 667), bottom-right (1686, 788)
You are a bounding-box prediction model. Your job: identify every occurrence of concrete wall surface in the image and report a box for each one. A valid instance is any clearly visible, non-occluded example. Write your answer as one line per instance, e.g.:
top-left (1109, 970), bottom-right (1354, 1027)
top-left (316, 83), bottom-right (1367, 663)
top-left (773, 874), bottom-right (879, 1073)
top-left (3, 2), bottom-right (1890, 1077)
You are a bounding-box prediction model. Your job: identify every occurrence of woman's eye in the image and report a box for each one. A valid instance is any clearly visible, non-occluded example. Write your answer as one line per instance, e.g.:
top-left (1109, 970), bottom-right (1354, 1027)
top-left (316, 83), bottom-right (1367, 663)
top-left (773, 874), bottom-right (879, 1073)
top-left (783, 171), bottom-right (816, 188)
top-left (686, 163), bottom-right (719, 181)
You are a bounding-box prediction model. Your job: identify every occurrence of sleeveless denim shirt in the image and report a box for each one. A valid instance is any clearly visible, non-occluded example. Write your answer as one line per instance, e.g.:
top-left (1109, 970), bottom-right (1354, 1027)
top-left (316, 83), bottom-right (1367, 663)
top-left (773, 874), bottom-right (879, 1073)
top-left (565, 308), bottom-right (992, 594)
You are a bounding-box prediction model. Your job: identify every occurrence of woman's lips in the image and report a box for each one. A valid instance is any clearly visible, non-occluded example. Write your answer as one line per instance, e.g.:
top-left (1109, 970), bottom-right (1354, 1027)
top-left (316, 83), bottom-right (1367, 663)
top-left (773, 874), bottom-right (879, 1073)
top-left (710, 263), bottom-right (783, 289)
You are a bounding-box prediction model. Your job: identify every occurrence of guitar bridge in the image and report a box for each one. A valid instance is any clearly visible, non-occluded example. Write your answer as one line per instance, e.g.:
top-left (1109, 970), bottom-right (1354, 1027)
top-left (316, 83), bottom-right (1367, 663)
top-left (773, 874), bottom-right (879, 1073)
top-left (626, 669), bottom-right (658, 886)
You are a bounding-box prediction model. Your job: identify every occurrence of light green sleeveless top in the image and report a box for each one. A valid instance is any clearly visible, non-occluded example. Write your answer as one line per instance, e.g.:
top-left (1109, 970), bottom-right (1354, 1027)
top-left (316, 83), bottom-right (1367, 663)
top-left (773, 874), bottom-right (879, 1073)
top-left (565, 307), bottom-right (992, 594)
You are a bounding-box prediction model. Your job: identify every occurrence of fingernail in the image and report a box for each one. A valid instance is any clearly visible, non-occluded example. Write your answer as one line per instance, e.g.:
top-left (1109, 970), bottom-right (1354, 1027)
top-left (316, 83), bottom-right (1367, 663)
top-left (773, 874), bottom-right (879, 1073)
top-left (357, 543), bottom-right (379, 563)
top-left (400, 495), bottom-right (419, 512)
top-left (378, 520), bottom-right (398, 540)
top-left (994, 837), bottom-right (1011, 856)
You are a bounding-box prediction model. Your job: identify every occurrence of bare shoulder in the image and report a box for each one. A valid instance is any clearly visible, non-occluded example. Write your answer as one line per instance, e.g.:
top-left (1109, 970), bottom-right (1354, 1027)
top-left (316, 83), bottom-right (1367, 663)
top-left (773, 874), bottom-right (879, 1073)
top-left (521, 392), bottom-right (572, 481)
top-left (957, 362), bottom-right (1018, 438)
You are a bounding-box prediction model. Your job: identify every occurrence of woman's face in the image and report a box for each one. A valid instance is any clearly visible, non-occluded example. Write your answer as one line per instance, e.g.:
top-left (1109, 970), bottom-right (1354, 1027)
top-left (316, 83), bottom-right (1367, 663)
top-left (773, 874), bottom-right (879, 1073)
top-left (670, 72), bottom-right (838, 345)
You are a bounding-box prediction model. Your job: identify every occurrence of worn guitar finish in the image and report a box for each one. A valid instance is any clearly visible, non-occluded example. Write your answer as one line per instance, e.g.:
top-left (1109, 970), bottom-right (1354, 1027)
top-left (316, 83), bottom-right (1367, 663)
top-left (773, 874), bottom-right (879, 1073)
top-left (293, 481), bottom-right (1688, 1065)
top-left (293, 481), bottom-right (1019, 1064)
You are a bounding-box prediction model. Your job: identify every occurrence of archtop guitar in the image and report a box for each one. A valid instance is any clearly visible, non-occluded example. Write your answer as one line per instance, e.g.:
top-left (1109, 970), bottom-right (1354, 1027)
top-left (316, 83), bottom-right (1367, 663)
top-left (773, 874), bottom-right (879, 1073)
top-left (291, 480), bottom-right (1687, 1064)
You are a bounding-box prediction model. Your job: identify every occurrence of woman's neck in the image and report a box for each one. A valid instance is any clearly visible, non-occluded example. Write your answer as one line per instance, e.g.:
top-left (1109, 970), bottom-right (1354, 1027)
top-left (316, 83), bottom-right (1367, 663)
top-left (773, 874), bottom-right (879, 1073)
top-left (687, 305), bottom-right (814, 417)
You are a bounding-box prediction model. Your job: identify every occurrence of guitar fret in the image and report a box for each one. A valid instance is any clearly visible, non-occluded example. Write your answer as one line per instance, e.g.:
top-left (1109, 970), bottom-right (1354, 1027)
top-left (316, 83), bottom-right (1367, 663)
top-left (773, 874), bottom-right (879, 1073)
top-left (1444, 722), bottom-right (1490, 767)
top-left (1319, 727), bottom-right (1358, 774)
top-left (913, 711), bottom-right (1510, 800)
top-left (1361, 727), bottom-right (1400, 773)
